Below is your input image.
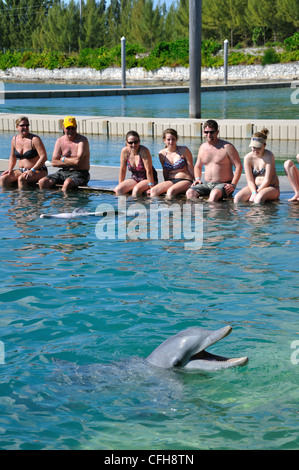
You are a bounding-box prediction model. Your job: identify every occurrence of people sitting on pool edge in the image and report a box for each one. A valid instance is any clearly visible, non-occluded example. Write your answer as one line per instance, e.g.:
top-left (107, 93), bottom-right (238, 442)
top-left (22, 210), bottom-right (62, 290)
top-left (114, 131), bottom-right (158, 196)
top-left (284, 153), bottom-right (299, 202)
top-left (234, 128), bottom-right (280, 204)
top-left (0, 116), bottom-right (48, 189)
top-left (149, 128), bottom-right (194, 198)
top-left (186, 120), bottom-right (242, 201)
top-left (38, 116), bottom-right (90, 192)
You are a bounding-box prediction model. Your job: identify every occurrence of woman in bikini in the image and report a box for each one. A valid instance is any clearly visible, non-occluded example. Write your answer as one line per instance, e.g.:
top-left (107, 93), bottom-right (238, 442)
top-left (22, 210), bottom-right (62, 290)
top-left (0, 116), bottom-right (48, 189)
top-left (234, 128), bottom-right (280, 204)
top-left (284, 153), bottom-right (299, 202)
top-left (149, 128), bottom-right (194, 197)
top-left (114, 131), bottom-right (158, 196)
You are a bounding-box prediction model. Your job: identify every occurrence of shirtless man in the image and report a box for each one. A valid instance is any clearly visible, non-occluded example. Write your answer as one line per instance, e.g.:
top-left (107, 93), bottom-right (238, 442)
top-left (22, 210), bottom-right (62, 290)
top-left (38, 116), bottom-right (90, 191)
top-left (186, 120), bottom-right (243, 201)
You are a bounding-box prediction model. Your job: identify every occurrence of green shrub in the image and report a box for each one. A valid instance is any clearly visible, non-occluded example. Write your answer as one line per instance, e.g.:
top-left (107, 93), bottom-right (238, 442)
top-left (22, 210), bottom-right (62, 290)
top-left (261, 47), bottom-right (279, 65)
top-left (202, 39), bottom-right (221, 56)
top-left (284, 32), bottom-right (299, 52)
top-left (279, 50), bottom-right (299, 62)
top-left (0, 38), bottom-right (297, 72)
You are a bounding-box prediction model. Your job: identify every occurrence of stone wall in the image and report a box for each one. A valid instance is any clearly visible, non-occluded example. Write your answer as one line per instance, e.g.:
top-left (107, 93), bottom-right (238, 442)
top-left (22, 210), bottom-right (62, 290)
top-left (0, 62), bottom-right (298, 84)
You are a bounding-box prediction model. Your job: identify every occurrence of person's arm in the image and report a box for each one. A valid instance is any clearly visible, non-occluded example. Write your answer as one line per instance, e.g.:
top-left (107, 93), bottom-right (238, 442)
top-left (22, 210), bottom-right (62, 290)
top-left (118, 147), bottom-right (128, 184)
top-left (243, 154), bottom-right (257, 200)
top-left (1, 138), bottom-right (17, 176)
top-left (51, 138), bottom-right (64, 167)
top-left (191, 148), bottom-right (203, 185)
top-left (183, 146), bottom-right (194, 179)
top-left (159, 151), bottom-right (169, 181)
top-left (24, 136), bottom-right (47, 178)
top-left (58, 139), bottom-right (89, 168)
top-left (256, 152), bottom-right (275, 192)
top-left (227, 143), bottom-right (243, 193)
top-left (140, 146), bottom-right (155, 186)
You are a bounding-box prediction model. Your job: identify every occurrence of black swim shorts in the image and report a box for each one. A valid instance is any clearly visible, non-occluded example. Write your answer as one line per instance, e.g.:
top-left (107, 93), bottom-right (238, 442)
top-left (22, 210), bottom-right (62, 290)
top-left (191, 181), bottom-right (233, 199)
top-left (48, 169), bottom-right (90, 187)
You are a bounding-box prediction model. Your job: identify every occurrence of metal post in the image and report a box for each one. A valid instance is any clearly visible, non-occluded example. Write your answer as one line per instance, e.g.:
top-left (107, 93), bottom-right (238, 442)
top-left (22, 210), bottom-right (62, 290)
top-left (79, 0), bottom-right (83, 42)
top-left (224, 39), bottom-right (229, 84)
top-left (121, 37), bottom-right (126, 89)
top-left (189, 0), bottom-right (202, 118)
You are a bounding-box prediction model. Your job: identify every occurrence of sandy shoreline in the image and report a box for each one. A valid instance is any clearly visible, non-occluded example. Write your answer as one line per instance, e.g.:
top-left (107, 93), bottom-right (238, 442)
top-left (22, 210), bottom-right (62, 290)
top-left (0, 62), bottom-right (298, 86)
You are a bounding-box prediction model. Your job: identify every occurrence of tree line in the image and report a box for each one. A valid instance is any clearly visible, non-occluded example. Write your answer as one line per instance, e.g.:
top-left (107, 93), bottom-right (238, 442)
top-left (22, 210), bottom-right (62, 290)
top-left (0, 0), bottom-right (298, 54)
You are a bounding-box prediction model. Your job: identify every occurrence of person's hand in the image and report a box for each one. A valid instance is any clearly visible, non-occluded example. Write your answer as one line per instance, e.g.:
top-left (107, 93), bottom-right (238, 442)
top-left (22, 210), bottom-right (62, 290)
top-left (62, 150), bottom-right (71, 159)
top-left (1, 170), bottom-right (12, 177)
top-left (191, 179), bottom-right (201, 187)
top-left (224, 183), bottom-right (235, 195)
top-left (249, 191), bottom-right (258, 202)
top-left (24, 169), bottom-right (35, 180)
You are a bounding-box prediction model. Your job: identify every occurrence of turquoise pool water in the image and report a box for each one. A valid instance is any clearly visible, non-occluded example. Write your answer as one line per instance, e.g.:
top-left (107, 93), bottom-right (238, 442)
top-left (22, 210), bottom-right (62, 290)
top-left (0, 188), bottom-right (298, 450)
top-left (0, 84), bottom-right (298, 119)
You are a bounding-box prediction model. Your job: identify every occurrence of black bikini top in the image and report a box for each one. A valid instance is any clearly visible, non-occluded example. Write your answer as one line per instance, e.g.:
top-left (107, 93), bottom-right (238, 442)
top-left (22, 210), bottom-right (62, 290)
top-left (14, 136), bottom-right (38, 160)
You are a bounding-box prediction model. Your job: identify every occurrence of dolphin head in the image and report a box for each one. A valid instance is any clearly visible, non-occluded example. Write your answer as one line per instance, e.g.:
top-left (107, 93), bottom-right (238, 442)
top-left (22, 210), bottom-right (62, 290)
top-left (146, 326), bottom-right (248, 371)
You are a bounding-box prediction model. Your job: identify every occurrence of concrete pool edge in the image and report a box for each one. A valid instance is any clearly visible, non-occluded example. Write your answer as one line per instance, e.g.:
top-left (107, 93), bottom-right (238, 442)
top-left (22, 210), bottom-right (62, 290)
top-left (0, 160), bottom-right (294, 194)
top-left (0, 113), bottom-right (298, 140)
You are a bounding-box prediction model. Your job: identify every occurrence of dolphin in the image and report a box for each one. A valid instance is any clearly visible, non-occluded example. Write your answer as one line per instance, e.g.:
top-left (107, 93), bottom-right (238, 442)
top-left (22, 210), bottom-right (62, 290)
top-left (40, 208), bottom-right (124, 219)
top-left (146, 325), bottom-right (249, 371)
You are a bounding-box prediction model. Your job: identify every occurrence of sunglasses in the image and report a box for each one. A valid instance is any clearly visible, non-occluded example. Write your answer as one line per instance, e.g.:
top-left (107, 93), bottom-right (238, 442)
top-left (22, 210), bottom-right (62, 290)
top-left (127, 140), bottom-right (139, 145)
top-left (19, 124), bottom-right (29, 127)
top-left (204, 130), bottom-right (216, 134)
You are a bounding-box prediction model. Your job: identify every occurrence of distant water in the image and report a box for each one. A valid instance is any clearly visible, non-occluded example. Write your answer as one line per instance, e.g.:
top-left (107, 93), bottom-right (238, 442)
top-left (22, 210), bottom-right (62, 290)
top-left (0, 131), bottom-right (297, 176)
top-left (0, 189), bottom-right (298, 450)
top-left (0, 81), bottom-right (297, 119)
top-left (0, 81), bottom-right (298, 451)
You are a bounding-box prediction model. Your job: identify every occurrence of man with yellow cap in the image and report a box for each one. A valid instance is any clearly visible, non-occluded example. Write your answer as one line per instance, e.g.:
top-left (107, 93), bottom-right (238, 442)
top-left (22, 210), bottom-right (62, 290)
top-left (39, 116), bottom-right (90, 191)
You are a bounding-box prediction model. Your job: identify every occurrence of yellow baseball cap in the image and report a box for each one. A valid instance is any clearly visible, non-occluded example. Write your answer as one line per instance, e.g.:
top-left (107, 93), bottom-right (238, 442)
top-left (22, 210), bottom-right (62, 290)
top-left (63, 116), bottom-right (77, 128)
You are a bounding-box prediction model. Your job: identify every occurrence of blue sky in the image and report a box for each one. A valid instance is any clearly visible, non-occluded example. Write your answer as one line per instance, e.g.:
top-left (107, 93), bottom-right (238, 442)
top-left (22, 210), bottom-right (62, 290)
top-left (105, 0), bottom-right (174, 6)
top-left (66, 1), bottom-right (175, 7)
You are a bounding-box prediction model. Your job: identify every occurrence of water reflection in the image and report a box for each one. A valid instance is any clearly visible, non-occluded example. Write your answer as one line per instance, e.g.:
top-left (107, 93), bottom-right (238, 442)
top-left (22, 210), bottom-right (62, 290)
top-left (1, 189), bottom-right (100, 263)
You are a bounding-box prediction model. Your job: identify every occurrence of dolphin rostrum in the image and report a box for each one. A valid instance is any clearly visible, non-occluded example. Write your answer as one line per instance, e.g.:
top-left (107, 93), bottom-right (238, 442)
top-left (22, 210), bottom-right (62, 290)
top-left (40, 208), bottom-right (123, 219)
top-left (146, 325), bottom-right (248, 371)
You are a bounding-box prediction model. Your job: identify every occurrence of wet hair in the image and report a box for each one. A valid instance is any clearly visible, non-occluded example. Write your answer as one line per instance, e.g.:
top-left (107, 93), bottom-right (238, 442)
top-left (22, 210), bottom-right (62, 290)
top-left (15, 116), bottom-right (29, 127)
top-left (252, 128), bottom-right (269, 140)
top-left (126, 130), bottom-right (140, 142)
top-left (203, 119), bottom-right (218, 131)
top-left (163, 128), bottom-right (178, 140)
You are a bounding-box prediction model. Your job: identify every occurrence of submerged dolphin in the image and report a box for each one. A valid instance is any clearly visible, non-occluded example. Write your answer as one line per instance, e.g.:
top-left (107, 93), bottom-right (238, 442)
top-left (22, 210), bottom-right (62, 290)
top-left (40, 208), bottom-right (123, 219)
top-left (146, 325), bottom-right (248, 371)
